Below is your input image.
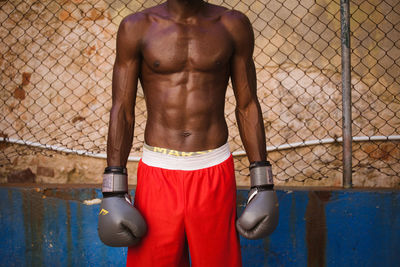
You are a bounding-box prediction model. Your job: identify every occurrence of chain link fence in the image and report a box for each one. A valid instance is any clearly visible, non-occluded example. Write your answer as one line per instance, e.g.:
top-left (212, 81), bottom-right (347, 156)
top-left (350, 0), bottom-right (400, 186)
top-left (0, 0), bottom-right (399, 186)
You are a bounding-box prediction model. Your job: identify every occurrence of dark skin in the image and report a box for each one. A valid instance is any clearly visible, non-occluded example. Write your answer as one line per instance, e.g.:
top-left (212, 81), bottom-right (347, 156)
top-left (107, 0), bottom-right (267, 167)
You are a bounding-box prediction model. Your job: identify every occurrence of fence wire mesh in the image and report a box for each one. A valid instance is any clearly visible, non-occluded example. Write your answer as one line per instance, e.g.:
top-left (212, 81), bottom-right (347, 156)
top-left (0, 0), bottom-right (399, 186)
top-left (350, 0), bottom-right (400, 186)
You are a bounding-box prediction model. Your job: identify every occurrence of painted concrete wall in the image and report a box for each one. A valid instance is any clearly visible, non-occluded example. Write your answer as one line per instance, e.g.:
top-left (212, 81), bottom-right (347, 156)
top-left (1, 0), bottom-right (399, 187)
top-left (2, 140), bottom-right (400, 188)
top-left (1, 187), bottom-right (399, 266)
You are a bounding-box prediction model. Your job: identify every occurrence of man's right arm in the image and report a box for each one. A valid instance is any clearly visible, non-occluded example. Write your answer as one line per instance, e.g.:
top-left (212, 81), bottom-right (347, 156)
top-left (98, 14), bottom-right (148, 248)
top-left (107, 14), bottom-right (145, 167)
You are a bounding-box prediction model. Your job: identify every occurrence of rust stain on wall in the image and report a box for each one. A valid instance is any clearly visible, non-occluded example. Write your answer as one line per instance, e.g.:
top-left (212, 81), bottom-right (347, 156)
top-left (37, 166), bottom-right (55, 178)
top-left (13, 87), bottom-right (26, 100)
top-left (7, 168), bottom-right (36, 183)
top-left (13, 72), bottom-right (32, 100)
top-left (305, 191), bottom-right (331, 267)
top-left (20, 113), bottom-right (28, 121)
top-left (59, 7), bottom-right (110, 22)
top-left (363, 143), bottom-right (394, 161)
top-left (42, 189), bottom-right (81, 201)
top-left (83, 8), bottom-right (108, 21)
top-left (72, 116), bottom-right (85, 123)
top-left (22, 72), bottom-right (31, 86)
top-left (59, 10), bottom-right (72, 22)
top-left (86, 45), bottom-right (96, 56)
top-left (81, 93), bottom-right (96, 105)
top-left (66, 202), bottom-right (73, 266)
top-left (374, 143), bottom-right (394, 161)
top-left (21, 190), bottom-right (45, 266)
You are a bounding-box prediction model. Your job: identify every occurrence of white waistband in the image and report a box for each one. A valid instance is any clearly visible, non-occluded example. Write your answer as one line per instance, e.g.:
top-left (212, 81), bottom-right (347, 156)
top-left (141, 143), bottom-right (231, 171)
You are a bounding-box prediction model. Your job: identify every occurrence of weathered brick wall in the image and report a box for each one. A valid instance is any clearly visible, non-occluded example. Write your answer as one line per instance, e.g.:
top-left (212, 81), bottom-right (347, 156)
top-left (0, 0), bottom-right (399, 187)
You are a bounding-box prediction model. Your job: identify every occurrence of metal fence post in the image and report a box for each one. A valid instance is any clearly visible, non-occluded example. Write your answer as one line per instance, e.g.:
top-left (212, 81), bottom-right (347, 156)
top-left (341, 0), bottom-right (352, 188)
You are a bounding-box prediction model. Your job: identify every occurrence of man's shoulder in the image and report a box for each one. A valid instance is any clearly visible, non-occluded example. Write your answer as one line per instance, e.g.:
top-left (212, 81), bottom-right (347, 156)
top-left (219, 8), bottom-right (253, 47)
top-left (120, 11), bottom-right (149, 29)
top-left (202, 3), bottom-right (249, 25)
top-left (121, 3), bottom-right (167, 25)
top-left (220, 9), bottom-right (251, 30)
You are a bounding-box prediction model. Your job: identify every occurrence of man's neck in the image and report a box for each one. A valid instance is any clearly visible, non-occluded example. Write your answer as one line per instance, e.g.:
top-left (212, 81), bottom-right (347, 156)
top-left (166, 0), bottom-right (205, 21)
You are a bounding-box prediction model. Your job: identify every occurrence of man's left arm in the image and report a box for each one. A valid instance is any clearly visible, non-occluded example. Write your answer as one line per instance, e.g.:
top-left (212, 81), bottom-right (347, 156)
top-left (224, 11), bottom-right (279, 239)
top-left (227, 12), bottom-right (266, 163)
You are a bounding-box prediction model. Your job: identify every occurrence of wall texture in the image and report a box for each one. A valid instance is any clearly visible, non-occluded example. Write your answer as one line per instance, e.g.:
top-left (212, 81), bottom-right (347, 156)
top-left (0, 0), bottom-right (399, 187)
top-left (1, 187), bottom-right (399, 266)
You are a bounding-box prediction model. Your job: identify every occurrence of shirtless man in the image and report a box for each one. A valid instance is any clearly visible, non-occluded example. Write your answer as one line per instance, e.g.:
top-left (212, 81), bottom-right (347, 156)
top-left (98, 0), bottom-right (279, 266)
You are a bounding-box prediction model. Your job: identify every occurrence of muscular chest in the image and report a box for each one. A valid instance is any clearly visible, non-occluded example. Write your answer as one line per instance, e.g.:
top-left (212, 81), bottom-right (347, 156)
top-left (141, 21), bottom-right (233, 73)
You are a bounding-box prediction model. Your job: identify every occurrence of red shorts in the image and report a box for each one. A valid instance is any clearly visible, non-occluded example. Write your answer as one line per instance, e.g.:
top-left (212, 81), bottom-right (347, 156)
top-left (127, 144), bottom-right (242, 266)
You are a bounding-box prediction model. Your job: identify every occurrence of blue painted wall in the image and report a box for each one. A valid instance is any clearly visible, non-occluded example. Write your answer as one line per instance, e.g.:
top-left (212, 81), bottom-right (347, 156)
top-left (0, 187), bottom-right (399, 266)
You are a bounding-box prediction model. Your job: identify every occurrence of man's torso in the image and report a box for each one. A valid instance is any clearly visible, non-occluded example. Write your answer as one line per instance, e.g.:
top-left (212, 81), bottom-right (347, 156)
top-left (131, 3), bottom-right (239, 151)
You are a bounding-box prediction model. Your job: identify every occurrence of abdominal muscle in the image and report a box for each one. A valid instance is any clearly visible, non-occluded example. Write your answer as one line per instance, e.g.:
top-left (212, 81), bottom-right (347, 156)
top-left (142, 72), bottom-right (230, 152)
top-left (144, 120), bottom-right (229, 152)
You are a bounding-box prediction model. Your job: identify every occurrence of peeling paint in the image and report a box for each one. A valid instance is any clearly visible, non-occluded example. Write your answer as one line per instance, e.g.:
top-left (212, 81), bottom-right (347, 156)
top-left (72, 116), bottom-right (85, 123)
top-left (83, 198), bottom-right (101, 205)
top-left (1, 188), bottom-right (400, 265)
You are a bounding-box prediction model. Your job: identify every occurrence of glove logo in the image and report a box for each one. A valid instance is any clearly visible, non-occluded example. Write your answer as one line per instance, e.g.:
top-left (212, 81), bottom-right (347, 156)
top-left (99, 208), bottom-right (109, 215)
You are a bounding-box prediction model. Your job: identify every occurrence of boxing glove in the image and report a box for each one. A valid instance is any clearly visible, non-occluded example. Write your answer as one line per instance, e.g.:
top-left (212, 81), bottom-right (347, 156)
top-left (236, 161), bottom-right (279, 239)
top-left (98, 167), bottom-right (147, 247)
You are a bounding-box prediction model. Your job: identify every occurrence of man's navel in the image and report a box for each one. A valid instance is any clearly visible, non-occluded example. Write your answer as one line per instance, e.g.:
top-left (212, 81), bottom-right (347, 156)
top-left (181, 131), bottom-right (192, 137)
